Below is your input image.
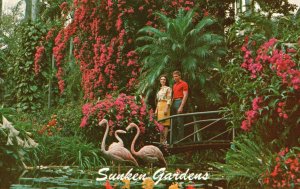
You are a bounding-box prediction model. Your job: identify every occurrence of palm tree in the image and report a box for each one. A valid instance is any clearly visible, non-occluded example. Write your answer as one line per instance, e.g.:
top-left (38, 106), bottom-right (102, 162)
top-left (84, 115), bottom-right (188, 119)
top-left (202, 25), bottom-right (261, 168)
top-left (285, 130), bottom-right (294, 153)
top-left (0, 0), bottom-right (2, 20)
top-left (136, 9), bottom-right (226, 104)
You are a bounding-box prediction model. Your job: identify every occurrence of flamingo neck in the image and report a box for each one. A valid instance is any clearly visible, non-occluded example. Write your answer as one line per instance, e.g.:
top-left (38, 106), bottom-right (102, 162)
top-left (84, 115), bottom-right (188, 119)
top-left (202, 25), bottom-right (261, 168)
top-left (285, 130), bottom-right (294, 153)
top-left (130, 125), bottom-right (140, 155)
top-left (101, 122), bottom-right (109, 154)
top-left (115, 132), bottom-right (123, 145)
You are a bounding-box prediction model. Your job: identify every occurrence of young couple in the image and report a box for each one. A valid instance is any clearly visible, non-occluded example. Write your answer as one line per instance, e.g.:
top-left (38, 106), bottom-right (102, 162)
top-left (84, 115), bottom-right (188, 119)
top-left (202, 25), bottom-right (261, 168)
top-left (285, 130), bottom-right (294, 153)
top-left (155, 71), bottom-right (188, 145)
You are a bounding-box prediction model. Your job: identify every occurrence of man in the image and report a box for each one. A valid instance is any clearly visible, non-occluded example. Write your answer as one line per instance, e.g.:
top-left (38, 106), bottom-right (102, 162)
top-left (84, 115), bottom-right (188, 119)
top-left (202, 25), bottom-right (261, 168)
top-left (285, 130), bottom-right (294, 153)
top-left (171, 70), bottom-right (188, 143)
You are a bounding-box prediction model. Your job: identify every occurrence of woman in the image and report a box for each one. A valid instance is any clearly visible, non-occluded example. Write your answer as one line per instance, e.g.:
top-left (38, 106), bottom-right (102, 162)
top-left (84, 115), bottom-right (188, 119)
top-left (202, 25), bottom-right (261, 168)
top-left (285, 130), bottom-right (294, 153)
top-left (155, 74), bottom-right (172, 144)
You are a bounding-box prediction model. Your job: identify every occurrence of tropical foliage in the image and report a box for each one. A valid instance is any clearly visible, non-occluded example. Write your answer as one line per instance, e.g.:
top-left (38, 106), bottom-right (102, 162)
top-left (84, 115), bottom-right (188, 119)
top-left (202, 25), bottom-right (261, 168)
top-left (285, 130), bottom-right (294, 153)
top-left (0, 0), bottom-right (300, 188)
top-left (136, 9), bottom-right (225, 103)
top-left (6, 21), bottom-right (49, 111)
top-left (212, 136), bottom-right (274, 187)
top-left (217, 7), bottom-right (300, 188)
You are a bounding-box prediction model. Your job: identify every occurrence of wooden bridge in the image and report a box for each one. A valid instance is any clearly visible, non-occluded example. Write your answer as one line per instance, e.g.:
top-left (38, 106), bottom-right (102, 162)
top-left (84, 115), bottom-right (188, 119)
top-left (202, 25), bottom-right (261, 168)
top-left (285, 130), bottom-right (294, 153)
top-left (157, 110), bottom-right (234, 154)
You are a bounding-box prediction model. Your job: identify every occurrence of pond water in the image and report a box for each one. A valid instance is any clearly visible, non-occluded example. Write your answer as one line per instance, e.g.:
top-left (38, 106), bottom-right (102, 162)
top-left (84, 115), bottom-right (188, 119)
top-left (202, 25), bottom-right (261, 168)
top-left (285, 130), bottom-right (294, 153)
top-left (1, 166), bottom-right (227, 189)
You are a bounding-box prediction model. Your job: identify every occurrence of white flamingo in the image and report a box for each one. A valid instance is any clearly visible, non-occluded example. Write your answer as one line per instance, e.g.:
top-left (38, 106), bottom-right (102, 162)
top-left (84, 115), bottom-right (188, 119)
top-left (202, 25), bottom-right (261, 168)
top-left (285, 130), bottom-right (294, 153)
top-left (126, 123), bottom-right (167, 171)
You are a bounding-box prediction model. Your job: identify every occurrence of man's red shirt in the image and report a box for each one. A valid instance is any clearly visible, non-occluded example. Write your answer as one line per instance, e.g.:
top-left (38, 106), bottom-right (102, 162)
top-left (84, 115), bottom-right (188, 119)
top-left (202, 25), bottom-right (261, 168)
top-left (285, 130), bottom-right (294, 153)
top-left (173, 80), bottom-right (188, 99)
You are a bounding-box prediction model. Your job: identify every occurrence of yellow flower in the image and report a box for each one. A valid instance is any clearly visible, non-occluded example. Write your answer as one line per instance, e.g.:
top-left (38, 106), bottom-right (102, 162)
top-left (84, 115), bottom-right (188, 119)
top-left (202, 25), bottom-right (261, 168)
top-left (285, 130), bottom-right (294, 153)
top-left (169, 182), bottom-right (179, 189)
top-left (142, 177), bottom-right (154, 189)
top-left (122, 179), bottom-right (130, 189)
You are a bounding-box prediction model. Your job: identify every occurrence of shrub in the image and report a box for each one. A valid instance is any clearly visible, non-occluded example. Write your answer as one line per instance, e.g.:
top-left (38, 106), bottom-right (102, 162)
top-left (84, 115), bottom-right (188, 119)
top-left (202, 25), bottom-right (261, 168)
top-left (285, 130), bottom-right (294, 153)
top-left (224, 34), bottom-right (300, 146)
top-left (80, 93), bottom-right (161, 146)
top-left (32, 134), bottom-right (106, 169)
top-left (263, 147), bottom-right (300, 188)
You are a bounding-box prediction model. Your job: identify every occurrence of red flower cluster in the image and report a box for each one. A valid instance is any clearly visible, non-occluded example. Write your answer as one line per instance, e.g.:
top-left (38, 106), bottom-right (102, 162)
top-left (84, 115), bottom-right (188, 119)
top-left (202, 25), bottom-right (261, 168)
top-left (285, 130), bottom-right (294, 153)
top-left (34, 46), bottom-right (45, 74)
top-left (80, 93), bottom-right (162, 133)
top-left (277, 101), bottom-right (288, 119)
top-left (240, 37), bottom-right (300, 131)
top-left (241, 38), bottom-right (277, 78)
top-left (270, 49), bottom-right (300, 90)
top-left (45, 28), bottom-right (56, 41)
top-left (38, 115), bottom-right (62, 136)
top-left (59, 1), bottom-right (69, 16)
top-left (241, 97), bottom-right (263, 131)
top-left (41, 0), bottom-right (201, 98)
top-left (241, 38), bottom-right (300, 90)
top-left (263, 148), bottom-right (300, 188)
top-left (186, 185), bottom-right (196, 189)
top-left (105, 180), bottom-right (114, 189)
top-left (53, 23), bottom-right (77, 93)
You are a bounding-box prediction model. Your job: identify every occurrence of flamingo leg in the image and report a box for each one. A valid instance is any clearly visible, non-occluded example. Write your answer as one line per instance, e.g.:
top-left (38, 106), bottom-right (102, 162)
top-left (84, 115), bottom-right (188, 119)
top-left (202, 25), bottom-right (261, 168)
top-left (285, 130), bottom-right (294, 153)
top-left (149, 163), bottom-right (153, 175)
top-left (118, 164), bottom-right (121, 174)
top-left (111, 161), bottom-right (115, 173)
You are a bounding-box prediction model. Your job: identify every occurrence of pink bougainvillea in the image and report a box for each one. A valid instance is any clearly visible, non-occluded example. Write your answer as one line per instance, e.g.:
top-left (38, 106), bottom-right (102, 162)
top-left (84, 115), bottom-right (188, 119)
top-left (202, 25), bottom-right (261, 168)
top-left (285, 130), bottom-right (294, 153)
top-left (80, 93), bottom-right (162, 133)
top-left (241, 97), bottom-right (263, 131)
top-left (35, 0), bottom-right (209, 99)
top-left (240, 37), bottom-right (300, 131)
top-left (241, 38), bottom-right (300, 90)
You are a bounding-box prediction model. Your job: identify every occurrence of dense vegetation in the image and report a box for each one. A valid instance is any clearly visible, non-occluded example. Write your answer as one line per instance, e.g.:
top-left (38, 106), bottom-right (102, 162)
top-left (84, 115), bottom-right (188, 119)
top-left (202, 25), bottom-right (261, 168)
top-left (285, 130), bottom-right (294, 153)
top-left (0, 0), bottom-right (299, 188)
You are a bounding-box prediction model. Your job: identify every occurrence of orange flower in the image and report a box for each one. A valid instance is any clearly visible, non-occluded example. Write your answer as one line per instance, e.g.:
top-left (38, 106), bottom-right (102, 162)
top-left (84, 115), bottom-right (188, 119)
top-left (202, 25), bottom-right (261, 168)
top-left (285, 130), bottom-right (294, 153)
top-left (142, 178), bottom-right (154, 189)
top-left (169, 183), bottom-right (179, 189)
top-left (48, 119), bottom-right (57, 127)
top-left (122, 179), bottom-right (130, 189)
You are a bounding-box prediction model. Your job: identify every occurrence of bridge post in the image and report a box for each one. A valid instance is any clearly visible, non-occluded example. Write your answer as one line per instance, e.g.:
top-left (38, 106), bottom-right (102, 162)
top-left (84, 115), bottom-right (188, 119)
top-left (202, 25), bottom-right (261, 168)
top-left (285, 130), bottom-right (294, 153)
top-left (170, 118), bottom-right (173, 146)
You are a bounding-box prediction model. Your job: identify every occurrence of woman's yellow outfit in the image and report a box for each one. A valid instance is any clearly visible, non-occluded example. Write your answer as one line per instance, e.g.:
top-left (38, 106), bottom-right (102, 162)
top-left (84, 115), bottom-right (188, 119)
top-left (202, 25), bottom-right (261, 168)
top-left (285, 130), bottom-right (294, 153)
top-left (156, 86), bottom-right (172, 126)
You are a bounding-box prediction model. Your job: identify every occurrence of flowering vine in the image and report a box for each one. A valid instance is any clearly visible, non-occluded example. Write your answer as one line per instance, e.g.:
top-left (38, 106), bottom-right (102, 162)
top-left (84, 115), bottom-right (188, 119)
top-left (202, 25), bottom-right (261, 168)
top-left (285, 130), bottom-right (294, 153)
top-left (35, 0), bottom-right (228, 99)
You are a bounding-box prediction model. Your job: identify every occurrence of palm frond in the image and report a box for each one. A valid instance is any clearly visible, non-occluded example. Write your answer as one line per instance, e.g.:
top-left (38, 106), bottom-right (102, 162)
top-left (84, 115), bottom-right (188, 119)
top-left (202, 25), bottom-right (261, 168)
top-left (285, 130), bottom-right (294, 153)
top-left (136, 36), bottom-right (156, 43)
top-left (191, 45), bottom-right (211, 59)
top-left (182, 56), bottom-right (197, 80)
top-left (193, 17), bottom-right (216, 34)
top-left (135, 9), bottom-right (225, 103)
top-left (138, 26), bottom-right (165, 37)
top-left (155, 12), bottom-right (171, 26)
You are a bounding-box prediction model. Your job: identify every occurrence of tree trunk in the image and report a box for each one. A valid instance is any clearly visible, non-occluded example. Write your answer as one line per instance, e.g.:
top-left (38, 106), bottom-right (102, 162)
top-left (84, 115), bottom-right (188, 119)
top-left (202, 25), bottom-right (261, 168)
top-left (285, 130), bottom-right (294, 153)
top-left (245, 0), bottom-right (253, 15)
top-left (0, 0), bottom-right (2, 21)
top-left (25, 0), bottom-right (32, 21)
top-left (31, 0), bottom-right (38, 21)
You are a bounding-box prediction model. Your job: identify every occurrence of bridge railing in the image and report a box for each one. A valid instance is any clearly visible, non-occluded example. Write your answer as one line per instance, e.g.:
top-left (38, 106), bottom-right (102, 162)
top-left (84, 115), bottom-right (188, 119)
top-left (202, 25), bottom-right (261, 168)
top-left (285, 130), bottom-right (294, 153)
top-left (157, 110), bottom-right (234, 146)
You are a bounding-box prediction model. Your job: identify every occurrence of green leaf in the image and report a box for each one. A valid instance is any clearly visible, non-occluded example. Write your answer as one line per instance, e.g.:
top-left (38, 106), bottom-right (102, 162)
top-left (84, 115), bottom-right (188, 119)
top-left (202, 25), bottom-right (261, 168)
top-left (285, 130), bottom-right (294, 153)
top-left (30, 86), bottom-right (38, 92)
top-left (199, 74), bottom-right (206, 87)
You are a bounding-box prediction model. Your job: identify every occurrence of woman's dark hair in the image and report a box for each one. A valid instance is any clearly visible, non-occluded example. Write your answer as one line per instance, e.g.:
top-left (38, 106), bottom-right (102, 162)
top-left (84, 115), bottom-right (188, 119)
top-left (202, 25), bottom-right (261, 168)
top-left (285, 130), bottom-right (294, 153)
top-left (159, 74), bottom-right (169, 86)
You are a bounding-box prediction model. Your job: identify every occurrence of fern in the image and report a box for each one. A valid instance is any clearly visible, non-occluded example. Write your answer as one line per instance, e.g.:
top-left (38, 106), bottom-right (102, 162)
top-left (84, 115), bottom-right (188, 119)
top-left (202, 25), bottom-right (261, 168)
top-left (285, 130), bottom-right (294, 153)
top-left (210, 135), bottom-right (275, 187)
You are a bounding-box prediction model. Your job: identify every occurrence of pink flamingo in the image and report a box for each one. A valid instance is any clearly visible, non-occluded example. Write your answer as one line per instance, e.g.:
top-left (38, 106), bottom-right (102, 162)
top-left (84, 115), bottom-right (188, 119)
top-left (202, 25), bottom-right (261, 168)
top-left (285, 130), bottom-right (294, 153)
top-left (99, 119), bottom-right (139, 172)
top-left (99, 119), bottom-right (124, 150)
top-left (108, 128), bottom-right (125, 151)
top-left (126, 123), bottom-right (167, 170)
